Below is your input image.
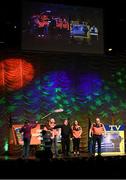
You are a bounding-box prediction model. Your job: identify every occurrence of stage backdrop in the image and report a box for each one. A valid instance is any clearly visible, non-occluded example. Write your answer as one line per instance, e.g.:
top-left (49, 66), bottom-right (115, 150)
top-left (0, 52), bottom-right (126, 154)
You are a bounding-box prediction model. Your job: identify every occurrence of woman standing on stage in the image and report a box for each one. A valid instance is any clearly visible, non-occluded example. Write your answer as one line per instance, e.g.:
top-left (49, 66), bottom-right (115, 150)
top-left (48, 118), bottom-right (59, 157)
top-left (71, 120), bottom-right (82, 156)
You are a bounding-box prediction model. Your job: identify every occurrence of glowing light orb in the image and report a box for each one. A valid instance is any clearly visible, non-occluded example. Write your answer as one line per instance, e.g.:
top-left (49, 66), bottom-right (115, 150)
top-left (0, 58), bottom-right (35, 91)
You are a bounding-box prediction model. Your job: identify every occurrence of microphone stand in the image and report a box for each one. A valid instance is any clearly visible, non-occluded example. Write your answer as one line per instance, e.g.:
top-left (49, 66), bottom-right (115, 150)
top-left (41, 112), bottom-right (54, 120)
top-left (40, 109), bottom-right (64, 120)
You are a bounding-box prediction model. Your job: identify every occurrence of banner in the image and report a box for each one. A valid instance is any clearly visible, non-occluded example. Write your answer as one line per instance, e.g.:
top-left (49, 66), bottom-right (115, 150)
top-left (96, 124), bottom-right (125, 155)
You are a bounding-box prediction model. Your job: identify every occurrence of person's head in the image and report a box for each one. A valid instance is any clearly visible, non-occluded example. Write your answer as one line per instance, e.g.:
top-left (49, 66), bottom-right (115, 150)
top-left (49, 118), bottom-right (55, 123)
top-left (74, 120), bottom-right (79, 126)
top-left (63, 119), bottom-right (69, 126)
top-left (49, 118), bottom-right (55, 125)
top-left (24, 120), bottom-right (30, 125)
top-left (95, 117), bottom-right (101, 125)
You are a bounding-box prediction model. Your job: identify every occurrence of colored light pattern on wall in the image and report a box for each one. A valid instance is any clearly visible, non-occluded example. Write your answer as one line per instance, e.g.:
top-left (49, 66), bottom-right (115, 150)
top-left (76, 73), bottom-right (103, 108)
top-left (1, 67), bottom-right (126, 122)
top-left (0, 58), bottom-right (35, 91)
top-left (1, 56), bottom-right (126, 154)
top-left (0, 57), bottom-right (35, 154)
top-left (40, 71), bottom-right (75, 118)
top-left (112, 68), bottom-right (126, 91)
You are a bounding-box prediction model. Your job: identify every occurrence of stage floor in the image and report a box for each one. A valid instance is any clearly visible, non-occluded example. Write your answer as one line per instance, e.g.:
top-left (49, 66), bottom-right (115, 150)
top-left (0, 152), bottom-right (126, 178)
top-left (0, 151), bottom-right (126, 160)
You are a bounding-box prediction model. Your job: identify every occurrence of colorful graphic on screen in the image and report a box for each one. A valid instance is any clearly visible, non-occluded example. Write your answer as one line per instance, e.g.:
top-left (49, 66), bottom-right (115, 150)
top-left (21, 1), bottom-right (104, 54)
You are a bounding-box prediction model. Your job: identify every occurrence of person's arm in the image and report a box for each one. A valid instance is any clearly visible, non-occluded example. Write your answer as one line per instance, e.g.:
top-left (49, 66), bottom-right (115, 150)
top-left (89, 124), bottom-right (93, 138)
top-left (70, 126), bottom-right (73, 138)
top-left (102, 124), bottom-right (106, 136)
top-left (43, 126), bottom-right (55, 139)
top-left (71, 125), bottom-right (73, 130)
top-left (20, 126), bottom-right (23, 133)
top-left (71, 125), bottom-right (73, 136)
top-left (72, 126), bottom-right (82, 138)
top-left (43, 126), bottom-right (48, 131)
top-left (31, 121), bottom-right (38, 128)
top-left (53, 124), bottom-right (62, 129)
top-left (79, 126), bottom-right (83, 137)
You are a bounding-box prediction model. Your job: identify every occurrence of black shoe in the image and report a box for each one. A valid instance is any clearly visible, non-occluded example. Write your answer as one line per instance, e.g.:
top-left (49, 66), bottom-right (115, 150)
top-left (62, 154), bottom-right (66, 158)
top-left (73, 152), bottom-right (76, 156)
top-left (54, 154), bottom-right (58, 158)
top-left (91, 153), bottom-right (95, 157)
top-left (98, 153), bottom-right (102, 157)
top-left (66, 153), bottom-right (69, 156)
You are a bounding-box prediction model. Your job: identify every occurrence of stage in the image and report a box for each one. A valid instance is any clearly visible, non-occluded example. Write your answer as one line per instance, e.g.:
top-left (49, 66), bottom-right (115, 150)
top-left (0, 151), bottom-right (126, 160)
top-left (0, 152), bottom-right (126, 179)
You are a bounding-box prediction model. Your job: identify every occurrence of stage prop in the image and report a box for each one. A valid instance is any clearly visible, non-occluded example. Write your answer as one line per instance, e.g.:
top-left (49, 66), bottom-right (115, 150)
top-left (95, 124), bottom-right (125, 155)
top-left (8, 109), bottom-right (63, 156)
top-left (12, 124), bottom-right (41, 145)
top-left (9, 108), bottom-right (63, 145)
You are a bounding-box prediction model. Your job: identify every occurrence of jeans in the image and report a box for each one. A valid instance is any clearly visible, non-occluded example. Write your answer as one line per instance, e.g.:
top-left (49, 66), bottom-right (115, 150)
top-left (92, 135), bottom-right (102, 155)
top-left (23, 138), bottom-right (30, 159)
top-left (52, 136), bottom-right (58, 156)
top-left (88, 137), bottom-right (93, 154)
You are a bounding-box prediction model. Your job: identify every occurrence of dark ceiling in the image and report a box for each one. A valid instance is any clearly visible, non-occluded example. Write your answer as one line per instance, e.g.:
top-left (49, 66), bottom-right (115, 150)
top-left (0, 0), bottom-right (126, 55)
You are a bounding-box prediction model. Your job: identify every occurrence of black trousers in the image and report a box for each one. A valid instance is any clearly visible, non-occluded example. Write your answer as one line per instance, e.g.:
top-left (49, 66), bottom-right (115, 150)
top-left (61, 137), bottom-right (70, 156)
top-left (92, 135), bottom-right (102, 155)
top-left (73, 138), bottom-right (80, 152)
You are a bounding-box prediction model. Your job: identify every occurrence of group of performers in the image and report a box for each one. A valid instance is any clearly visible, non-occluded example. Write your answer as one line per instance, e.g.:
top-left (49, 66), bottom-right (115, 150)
top-left (42, 118), bottom-right (82, 158)
top-left (20, 117), bottom-right (106, 159)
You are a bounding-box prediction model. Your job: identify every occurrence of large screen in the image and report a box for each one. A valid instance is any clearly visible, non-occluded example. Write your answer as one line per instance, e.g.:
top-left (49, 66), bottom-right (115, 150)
top-left (21, 1), bottom-right (104, 54)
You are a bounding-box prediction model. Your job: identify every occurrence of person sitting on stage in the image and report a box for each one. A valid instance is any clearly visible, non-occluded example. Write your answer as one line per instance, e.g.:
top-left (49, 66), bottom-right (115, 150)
top-left (53, 119), bottom-right (72, 157)
top-left (89, 117), bottom-right (106, 157)
top-left (20, 120), bottom-right (38, 159)
top-left (71, 120), bottom-right (82, 156)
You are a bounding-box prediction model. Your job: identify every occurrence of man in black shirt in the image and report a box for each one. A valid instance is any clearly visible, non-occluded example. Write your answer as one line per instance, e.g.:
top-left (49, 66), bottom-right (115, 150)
top-left (53, 119), bottom-right (72, 157)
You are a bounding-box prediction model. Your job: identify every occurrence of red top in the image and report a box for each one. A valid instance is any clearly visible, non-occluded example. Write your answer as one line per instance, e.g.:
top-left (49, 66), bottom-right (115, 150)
top-left (92, 123), bottom-right (104, 135)
top-left (20, 123), bottom-right (37, 139)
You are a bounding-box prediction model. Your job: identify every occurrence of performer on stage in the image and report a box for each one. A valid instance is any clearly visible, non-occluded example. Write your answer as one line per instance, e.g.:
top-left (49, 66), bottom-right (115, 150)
top-left (71, 120), bottom-right (82, 156)
top-left (20, 120), bottom-right (38, 159)
top-left (48, 118), bottom-right (59, 157)
top-left (53, 119), bottom-right (72, 157)
top-left (42, 120), bottom-right (54, 153)
top-left (41, 125), bottom-right (53, 159)
top-left (89, 117), bottom-right (106, 156)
